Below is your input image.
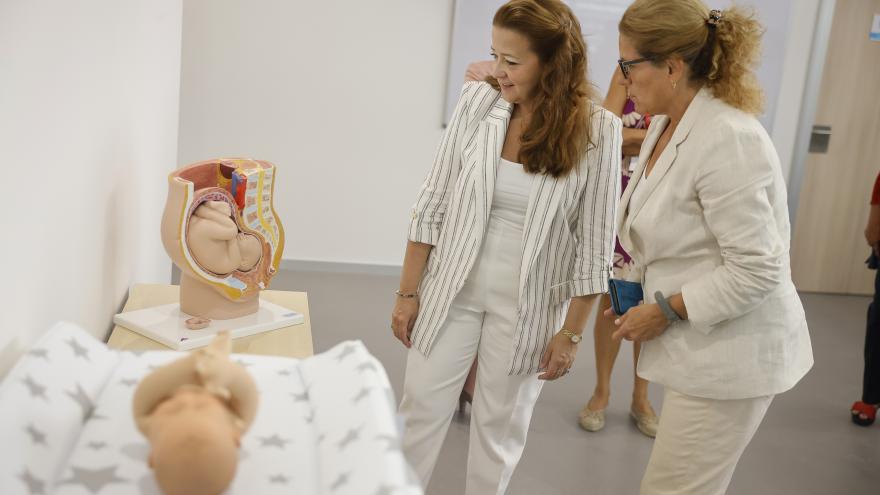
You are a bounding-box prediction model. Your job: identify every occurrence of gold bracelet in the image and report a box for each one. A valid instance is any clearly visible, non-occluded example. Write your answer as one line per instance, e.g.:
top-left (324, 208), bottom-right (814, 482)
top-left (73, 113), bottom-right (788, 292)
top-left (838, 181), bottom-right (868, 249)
top-left (395, 290), bottom-right (419, 299)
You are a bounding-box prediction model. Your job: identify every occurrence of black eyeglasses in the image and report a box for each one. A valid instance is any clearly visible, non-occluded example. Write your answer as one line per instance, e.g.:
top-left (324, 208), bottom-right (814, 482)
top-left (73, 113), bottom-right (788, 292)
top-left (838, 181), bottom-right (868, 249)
top-left (618, 56), bottom-right (654, 79)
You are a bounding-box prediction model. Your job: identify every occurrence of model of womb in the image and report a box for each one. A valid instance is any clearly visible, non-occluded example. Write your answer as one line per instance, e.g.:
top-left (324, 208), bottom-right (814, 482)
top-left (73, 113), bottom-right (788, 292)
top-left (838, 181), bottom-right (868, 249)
top-left (161, 158), bottom-right (285, 324)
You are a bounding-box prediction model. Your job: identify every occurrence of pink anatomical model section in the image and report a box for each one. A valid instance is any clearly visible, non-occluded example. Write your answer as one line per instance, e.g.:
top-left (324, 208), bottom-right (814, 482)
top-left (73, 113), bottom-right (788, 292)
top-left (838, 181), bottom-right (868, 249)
top-left (161, 158), bottom-right (285, 321)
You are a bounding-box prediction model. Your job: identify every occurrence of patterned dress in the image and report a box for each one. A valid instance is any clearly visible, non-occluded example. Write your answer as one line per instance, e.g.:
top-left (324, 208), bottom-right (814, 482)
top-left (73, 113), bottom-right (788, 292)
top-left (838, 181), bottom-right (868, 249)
top-left (612, 99), bottom-right (650, 279)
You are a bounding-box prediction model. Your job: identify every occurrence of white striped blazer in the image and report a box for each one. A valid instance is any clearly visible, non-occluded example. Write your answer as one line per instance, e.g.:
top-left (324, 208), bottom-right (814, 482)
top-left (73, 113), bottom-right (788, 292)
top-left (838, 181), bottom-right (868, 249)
top-left (407, 81), bottom-right (621, 375)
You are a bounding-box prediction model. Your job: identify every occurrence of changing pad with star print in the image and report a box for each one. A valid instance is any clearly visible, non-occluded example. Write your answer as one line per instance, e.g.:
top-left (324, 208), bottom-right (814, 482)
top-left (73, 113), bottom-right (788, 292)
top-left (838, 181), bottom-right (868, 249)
top-left (0, 321), bottom-right (421, 495)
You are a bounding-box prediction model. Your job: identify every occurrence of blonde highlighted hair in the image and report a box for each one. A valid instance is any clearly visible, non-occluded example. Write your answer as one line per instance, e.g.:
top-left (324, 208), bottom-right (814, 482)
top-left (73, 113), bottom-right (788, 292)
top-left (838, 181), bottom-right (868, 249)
top-left (488, 0), bottom-right (596, 177)
top-left (619, 0), bottom-right (765, 114)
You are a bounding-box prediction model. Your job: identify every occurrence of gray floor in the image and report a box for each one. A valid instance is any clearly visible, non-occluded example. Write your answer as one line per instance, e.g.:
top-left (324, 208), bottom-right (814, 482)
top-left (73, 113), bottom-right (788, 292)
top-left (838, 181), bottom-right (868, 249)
top-left (272, 268), bottom-right (879, 495)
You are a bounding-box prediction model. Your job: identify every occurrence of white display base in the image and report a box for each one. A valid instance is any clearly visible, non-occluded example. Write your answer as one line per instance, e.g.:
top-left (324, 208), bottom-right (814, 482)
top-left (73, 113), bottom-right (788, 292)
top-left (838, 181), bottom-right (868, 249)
top-left (112, 300), bottom-right (304, 351)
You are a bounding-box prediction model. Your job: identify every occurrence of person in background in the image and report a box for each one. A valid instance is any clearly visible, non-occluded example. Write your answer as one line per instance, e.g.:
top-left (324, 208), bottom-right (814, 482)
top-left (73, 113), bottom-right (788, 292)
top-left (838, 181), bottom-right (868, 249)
top-left (578, 66), bottom-right (657, 437)
top-left (851, 171), bottom-right (880, 426)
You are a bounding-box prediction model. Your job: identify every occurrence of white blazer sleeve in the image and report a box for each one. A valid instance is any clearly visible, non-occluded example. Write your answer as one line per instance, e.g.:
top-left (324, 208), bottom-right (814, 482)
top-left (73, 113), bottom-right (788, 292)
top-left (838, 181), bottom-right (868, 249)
top-left (407, 81), bottom-right (479, 245)
top-left (571, 110), bottom-right (621, 296)
top-left (680, 124), bottom-right (787, 333)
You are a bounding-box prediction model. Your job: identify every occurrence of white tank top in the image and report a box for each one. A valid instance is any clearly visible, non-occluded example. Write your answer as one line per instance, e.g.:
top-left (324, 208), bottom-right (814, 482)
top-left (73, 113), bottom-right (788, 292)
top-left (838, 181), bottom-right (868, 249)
top-left (490, 158), bottom-right (533, 229)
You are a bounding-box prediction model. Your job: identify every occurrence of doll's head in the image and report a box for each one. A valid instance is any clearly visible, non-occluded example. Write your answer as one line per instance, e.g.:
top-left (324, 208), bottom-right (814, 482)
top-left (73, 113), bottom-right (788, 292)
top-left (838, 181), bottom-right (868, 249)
top-left (146, 386), bottom-right (241, 495)
top-left (132, 332), bottom-right (259, 495)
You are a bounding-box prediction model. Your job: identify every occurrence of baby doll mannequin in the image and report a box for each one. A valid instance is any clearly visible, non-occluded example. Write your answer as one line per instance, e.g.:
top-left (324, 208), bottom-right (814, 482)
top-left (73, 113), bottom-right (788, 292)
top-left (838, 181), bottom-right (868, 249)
top-left (132, 332), bottom-right (259, 495)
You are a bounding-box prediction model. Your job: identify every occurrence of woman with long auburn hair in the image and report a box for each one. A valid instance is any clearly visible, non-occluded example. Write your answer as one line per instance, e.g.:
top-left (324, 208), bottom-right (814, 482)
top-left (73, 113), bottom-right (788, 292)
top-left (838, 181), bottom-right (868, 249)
top-left (390, 1), bottom-right (621, 492)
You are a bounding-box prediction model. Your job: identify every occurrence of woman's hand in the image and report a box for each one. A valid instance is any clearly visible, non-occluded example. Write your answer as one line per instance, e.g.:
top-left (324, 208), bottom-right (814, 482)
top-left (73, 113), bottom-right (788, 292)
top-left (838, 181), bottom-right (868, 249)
top-left (391, 297), bottom-right (420, 348)
top-left (464, 60), bottom-right (494, 82)
top-left (538, 331), bottom-right (579, 381)
top-left (606, 304), bottom-right (669, 342)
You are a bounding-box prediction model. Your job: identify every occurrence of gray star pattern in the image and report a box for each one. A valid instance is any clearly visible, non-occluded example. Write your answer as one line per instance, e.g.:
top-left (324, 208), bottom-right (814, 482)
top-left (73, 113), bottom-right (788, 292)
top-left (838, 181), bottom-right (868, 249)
top-left (316, 433), bottom-right (326, 444)
top-left (269, 474), bottom-right (290, 484)
top-left (87, 441), bottom-right (107, 450)
top-left (291, 391), bottom-right (309, 402)
top-left (352, 386), bottom-right (372, 404)
top-left (18, 468), bottom-right (45, 494)
top-left (304, 410), bottom-right (315, 423)
top-left (278, 369), bottom-right (292, 376)
top-left (66, 384), bottom-right (97, 421)
top-left (21, 375), bottom-right (48, 400)
top-left (67, 338), bottom-right (90, 361)
top-left (338, 426), bottom-right (361, 450)
top-left (28, 348), bottom-right (49, 361)
top-left (356, 361), bottom-right (378, 373)
top-left (335, 343), bottom-right (357, 362)
top-left (60, 466), bottom-right (127, 494)
top-left (118, 378), bottom-right (138, 387)
top-left (25, 424), bottom-right (47, 446)
top-left (259, 434), bottom-right (291, 448)
top-left (330, 472), bottom-right (350, 491)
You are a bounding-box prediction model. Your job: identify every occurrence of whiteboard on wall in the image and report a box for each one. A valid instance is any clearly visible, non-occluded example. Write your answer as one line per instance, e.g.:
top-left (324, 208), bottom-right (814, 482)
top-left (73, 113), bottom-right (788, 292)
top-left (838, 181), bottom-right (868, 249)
top-left (445, 0), bottom-right (793, 130)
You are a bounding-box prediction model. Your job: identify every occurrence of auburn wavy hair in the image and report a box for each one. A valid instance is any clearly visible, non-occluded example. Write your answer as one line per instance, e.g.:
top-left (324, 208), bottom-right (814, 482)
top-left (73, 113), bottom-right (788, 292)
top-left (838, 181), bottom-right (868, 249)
top-left (487, 0), bottom-right (595, 177)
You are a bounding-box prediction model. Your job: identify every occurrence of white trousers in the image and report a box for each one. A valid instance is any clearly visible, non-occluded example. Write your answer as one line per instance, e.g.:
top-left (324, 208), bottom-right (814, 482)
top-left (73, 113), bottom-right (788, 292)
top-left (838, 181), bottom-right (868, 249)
top-left (400, 217), bottom-right (543, 495)
top-left (640, 388), bottom-right (774, 495)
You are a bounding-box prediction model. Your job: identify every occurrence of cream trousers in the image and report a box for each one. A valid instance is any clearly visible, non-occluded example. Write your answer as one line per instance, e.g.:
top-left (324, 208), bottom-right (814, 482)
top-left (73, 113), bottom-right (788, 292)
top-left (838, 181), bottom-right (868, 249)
top-left (400, 217), bottom-right (543, 495)
top-left (640, 387), bottom-right (774, 495)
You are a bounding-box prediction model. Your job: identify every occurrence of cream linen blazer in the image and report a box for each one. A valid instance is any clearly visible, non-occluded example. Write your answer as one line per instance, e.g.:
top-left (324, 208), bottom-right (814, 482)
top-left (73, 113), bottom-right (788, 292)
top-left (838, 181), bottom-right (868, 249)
top-left (619, 88), bottom-right (813, 399)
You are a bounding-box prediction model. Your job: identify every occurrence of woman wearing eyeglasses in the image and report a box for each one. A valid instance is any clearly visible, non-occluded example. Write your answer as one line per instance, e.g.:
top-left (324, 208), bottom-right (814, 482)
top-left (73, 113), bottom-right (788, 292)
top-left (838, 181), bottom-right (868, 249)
top-left (612, 1), bottom-right (813, 494)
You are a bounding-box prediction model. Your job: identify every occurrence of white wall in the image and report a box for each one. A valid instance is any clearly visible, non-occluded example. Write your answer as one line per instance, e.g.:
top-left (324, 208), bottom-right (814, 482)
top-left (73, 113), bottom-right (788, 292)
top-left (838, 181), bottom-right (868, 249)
top-left (446, 0), bottom-right (794, 133)
top-left (0, 0), bottom-right (182, 375)
top-left (178, 0), bottom-right (823, 268)
top-left (178, 0), bottom-right (455, 267)
top-left (771, 0), bottom-right (822, 182)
